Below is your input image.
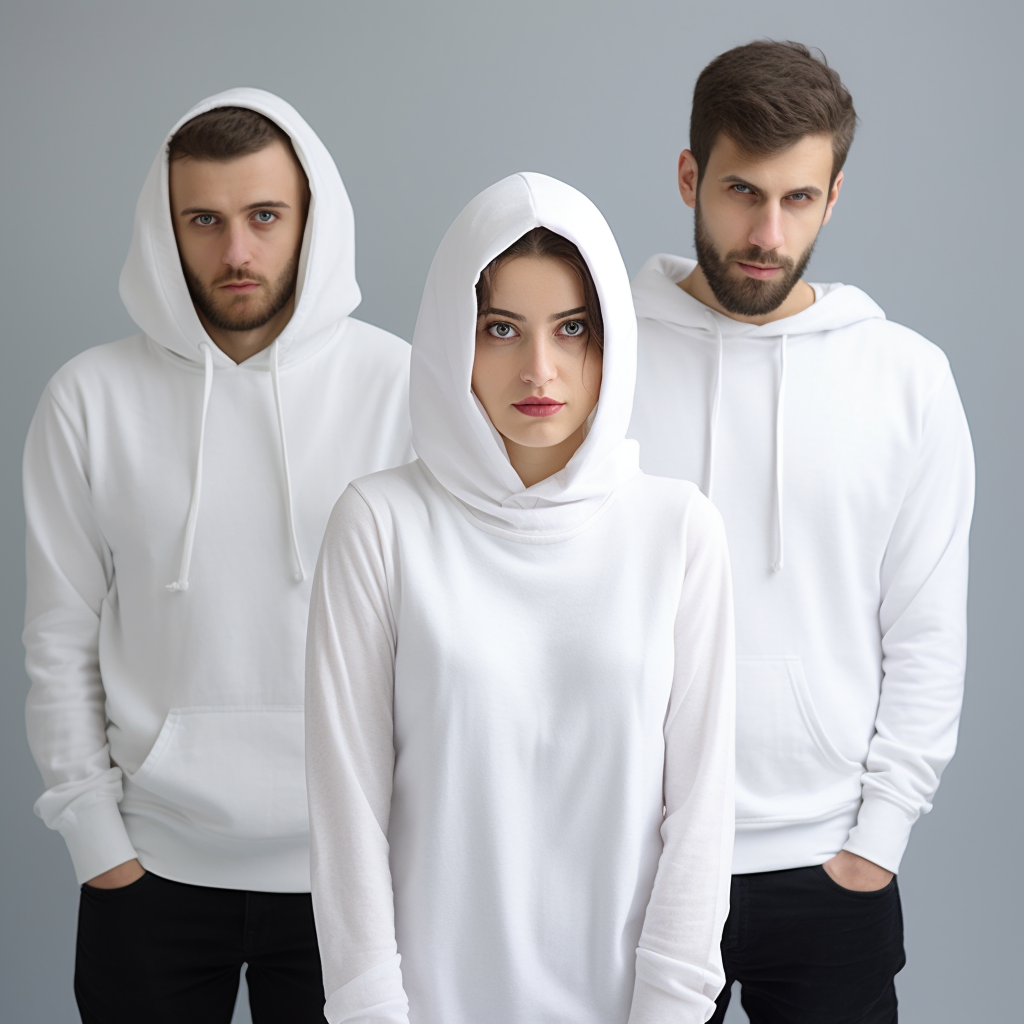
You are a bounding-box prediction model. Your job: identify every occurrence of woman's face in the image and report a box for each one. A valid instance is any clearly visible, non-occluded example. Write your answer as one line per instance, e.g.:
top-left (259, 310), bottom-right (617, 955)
top-left (472, 255), bottom-right (602, 454)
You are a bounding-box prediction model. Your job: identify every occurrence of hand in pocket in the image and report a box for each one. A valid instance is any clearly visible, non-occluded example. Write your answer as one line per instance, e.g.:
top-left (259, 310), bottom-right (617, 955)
top-left (822, 851), bottom-right (893, 892)
top-left (84, 858), bottom-right (146, 890)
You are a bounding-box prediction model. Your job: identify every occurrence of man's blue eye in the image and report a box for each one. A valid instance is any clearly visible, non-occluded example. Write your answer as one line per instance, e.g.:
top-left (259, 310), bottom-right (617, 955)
top-left (196, 214), bottom-right (215, 226)
top-left (255, 211), bottom-right (276, 223)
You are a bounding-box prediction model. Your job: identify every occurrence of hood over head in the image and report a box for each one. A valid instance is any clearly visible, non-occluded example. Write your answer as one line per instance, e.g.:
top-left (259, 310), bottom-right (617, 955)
top-left (120, 87), bottom-right (360, 370)
top-left (410, 172), bottom-right (640, 535)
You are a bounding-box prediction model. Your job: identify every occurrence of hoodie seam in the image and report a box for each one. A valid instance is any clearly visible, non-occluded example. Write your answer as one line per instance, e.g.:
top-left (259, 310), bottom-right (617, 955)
top-left (881, 357), bottom-right (955, 525)
top-left (347, 483), bottom-right (400, 636)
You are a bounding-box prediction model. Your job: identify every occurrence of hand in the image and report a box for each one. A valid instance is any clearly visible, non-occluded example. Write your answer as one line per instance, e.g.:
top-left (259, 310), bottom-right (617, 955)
top-left (822, 850), bottom-right (893, 892)
top-left (85, 858), bottom-right (146, 889)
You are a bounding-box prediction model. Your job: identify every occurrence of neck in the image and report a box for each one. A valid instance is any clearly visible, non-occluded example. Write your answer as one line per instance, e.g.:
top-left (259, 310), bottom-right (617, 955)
top-left (678, 265), bottom-right (815, 326)
top-left (503, 426), bottom-right (586, 489)
top-left (196, 297), bottom-right (295, 364)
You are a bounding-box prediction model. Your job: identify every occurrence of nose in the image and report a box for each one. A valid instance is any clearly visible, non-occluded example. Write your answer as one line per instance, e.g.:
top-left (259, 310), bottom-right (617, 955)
top-left (520, 335), bottom-right (556, 387)
top-left (222, 222), bottom-right (253, 270)
top-left (749, 203), bottom-right (785, 253)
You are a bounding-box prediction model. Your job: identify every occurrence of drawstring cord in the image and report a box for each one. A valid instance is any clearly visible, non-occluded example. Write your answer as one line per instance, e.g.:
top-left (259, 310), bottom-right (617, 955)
top-left (705, 318), bottom-right (724, 501)
top-left (271, 340), bottom-right (307, 583)
top-left (771, 334), bottom-right (788, 573)
top-left (167, 340), bottom-right (306, 592)
top-left (167, 342), bottom-right (214, 591)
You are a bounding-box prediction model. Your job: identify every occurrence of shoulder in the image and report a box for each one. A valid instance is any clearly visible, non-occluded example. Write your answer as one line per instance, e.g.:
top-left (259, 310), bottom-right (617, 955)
top-left (333, 461), bottom-right (432, 525)
top-left (845, 314), bottom-right (950, 374)
top-left (322, 462), bottom-right (432, 560)
top-left (38, 335), bottom-right (152, 413)
top-left (627, 473), bottom-right (724, 535)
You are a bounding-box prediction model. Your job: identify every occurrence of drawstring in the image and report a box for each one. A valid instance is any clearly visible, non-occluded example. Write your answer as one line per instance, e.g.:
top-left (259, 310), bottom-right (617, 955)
top-left (271, 340), bottom-right (307, 583)
top-left (705, 318), bottom-right (724, 501)
top-left (167, 340), bottom-right (306, 592)
top-left (167, 343), bottom-right (214, 591)
top-left (771, 334), bottom-right (788, 573)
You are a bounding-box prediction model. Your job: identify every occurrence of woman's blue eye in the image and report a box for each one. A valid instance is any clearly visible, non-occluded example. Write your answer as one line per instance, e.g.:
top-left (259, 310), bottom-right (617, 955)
top-left (195, 214), bottom-right (216, 226)
top-left (254, 210), bottom-right (276, 223)
top-left (488, 322), bottom-right (515, 339)
top-left (562, 320), bottom-right (585, 336)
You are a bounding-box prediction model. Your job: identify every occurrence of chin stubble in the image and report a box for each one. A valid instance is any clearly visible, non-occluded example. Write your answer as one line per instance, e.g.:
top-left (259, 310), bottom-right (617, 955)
top-left (694, 200), bottom-right (815, 317)
top-left (182, 252), bottom-right (300, 333)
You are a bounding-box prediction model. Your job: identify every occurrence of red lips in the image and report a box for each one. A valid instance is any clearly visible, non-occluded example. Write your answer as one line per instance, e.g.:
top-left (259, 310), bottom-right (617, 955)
top-left (513, 396), bottom-right (565, 418)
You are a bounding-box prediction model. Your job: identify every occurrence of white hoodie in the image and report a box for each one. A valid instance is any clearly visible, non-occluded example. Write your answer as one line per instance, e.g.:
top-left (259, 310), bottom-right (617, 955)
top-left (23, 88), bottom-right (413, 891)
top-left (629, 254), bottom-right (974, 876)
top-left (305, 175), bottom-right (735, 1024)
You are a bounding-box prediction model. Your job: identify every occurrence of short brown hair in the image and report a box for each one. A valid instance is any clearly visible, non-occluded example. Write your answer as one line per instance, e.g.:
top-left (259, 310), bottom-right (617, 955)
top-left (690, 40), bottom-right (857, 185)
top-left (167, 106), bottom-right (295, 163)
top-left (476, 228), bottom-right (604, 350)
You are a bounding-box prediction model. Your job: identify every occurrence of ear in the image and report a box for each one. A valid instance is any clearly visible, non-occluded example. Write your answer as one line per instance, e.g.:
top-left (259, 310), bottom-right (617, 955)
top-left (677, 150), bottom-right (699, 210)
top-left (821, 169), bottom-right (844, 227)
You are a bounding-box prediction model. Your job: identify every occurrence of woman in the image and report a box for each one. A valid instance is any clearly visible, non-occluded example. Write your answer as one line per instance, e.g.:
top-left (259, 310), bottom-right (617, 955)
top-left (305, 172), bottom-right (735, 1024)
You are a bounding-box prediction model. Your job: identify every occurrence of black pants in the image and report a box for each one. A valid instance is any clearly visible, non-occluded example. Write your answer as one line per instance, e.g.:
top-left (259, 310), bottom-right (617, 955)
top-left (710, 866), bottom-right (906, 1024)
top-left (75, 871), bottom-right (325, 1024)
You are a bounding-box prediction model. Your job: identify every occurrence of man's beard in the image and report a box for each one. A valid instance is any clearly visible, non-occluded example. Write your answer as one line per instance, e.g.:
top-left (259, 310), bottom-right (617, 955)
top-left (694, 199), bottom-right (815, 317)
top-left (182, 254), bottom-right (299, 332)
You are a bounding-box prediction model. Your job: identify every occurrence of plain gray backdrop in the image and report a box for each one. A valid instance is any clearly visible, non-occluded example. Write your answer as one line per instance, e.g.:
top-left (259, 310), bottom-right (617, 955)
top-left (1, 2), bottom-right (1020, 1021)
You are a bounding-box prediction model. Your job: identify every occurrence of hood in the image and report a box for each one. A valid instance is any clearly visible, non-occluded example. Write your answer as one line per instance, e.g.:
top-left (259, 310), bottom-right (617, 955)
top-left (410, 172), bottom-right (640, 535)
top-left (632, 254), bottom-right (885, 575)
top-left (632, 254), bottom-right (885, 340)
top-left (119, 87), bottom-right (360, 370)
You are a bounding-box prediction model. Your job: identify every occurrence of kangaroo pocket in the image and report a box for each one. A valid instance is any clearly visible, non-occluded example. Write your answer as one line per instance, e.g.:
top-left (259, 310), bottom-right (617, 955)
top-left (735, 656), bottom-right (863, 825)
top-left (123, 706), bottom-right (308, 840)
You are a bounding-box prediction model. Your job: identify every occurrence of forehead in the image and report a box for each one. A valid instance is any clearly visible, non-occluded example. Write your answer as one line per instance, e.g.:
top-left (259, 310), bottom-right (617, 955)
top-left (488, 255), bottom-right (583, 304)
top-left (707, 133), bottom-right (834, 190)
top-left (168, 140), bottom-right (307, 205)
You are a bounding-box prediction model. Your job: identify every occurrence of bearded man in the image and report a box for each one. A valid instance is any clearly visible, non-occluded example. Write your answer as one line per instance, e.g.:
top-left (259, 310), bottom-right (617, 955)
top-left (23, 89), bottom-right (412, 1022)
top-left (629, 41), bottom-right (974, 1024)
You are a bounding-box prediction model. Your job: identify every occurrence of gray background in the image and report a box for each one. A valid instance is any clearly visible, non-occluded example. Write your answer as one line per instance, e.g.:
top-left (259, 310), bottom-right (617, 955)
top-left (1, 1), bottom-right (1019, 1021)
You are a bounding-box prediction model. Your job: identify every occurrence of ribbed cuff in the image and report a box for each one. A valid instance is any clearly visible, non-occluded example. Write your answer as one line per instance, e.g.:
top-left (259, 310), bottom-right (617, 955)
top-left (58, 798), bottom-right (138, 885)
top-left (842, 793), bottom-right (917, 875)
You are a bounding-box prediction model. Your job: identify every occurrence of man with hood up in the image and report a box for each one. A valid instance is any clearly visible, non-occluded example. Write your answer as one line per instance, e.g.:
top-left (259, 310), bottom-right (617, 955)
top-left (628, 42), bottom-right (974, 1023)
top-left (23, 88), bottom-right (412, 1020)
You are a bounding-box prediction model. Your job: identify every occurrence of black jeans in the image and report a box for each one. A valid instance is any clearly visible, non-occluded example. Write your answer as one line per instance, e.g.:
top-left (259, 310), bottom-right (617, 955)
top-left (709, 866), bottom-right (906, 1024)
top-left (75, 871), bottom-right (325, 1024)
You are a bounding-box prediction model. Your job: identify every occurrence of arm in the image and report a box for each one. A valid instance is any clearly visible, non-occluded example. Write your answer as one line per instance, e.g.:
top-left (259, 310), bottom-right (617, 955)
top-left (629, 495), bottom-right (736, 1024)
top-left (305, 485), bottom-right (410, 1024)
top-left (23, 385), bottom-right (139, 885)
top-left (843, 366), bottom-right (975, 874)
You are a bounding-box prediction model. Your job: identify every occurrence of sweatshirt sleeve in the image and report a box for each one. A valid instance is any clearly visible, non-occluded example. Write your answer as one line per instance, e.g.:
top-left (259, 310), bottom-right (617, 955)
top-left (843, 366), bottom-right (975, 874)
top-left (305, 485), bottom-right (410, 1024)
top-left (629, 494), bottom-right (736, 1024)
top-left (23, 385), bottom-right (139, 884)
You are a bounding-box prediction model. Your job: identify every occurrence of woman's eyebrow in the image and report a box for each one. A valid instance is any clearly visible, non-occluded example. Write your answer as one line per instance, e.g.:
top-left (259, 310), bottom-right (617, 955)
top-left (549, 306), bottom-right (586, 321)
top-left (478, 307), bottom-right (525, 321)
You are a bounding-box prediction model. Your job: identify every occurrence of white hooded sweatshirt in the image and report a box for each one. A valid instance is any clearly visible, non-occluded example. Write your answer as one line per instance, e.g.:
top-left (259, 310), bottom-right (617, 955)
top-left (629, 254), bottom-right (974, 876)
top-left (305, 175), bottom-right (735, 1024)
top-left (23, 88), bottom-right (413, 891)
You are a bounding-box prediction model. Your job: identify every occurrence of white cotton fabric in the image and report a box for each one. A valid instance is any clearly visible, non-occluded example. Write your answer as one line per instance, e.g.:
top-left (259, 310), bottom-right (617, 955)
top-left (23, 87), bottom-right (413, 890)
top-left (306, 173), bottom-right (736, 1024)
top-left (629, 253), bottom-right (975, 875)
